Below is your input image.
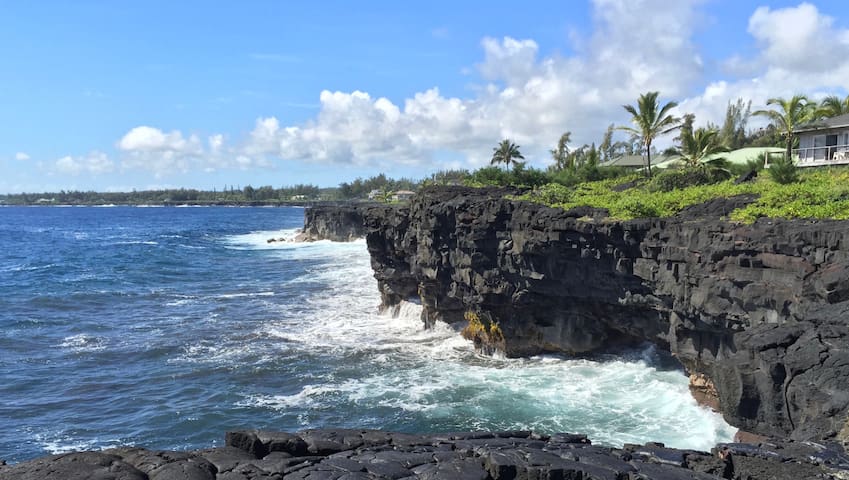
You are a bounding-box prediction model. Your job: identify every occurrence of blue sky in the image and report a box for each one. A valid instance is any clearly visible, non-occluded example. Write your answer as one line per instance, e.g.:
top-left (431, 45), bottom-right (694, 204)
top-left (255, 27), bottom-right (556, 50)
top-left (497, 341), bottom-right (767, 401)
top-left (1, 0), bottom-right (847, 193)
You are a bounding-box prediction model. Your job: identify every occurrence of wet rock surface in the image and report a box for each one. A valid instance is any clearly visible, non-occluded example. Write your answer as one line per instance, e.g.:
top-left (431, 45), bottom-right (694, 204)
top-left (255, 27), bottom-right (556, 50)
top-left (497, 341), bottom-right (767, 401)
top-left (360, 186), bottom-right (849, 444)
top-left (3, 429), bottom-right (848, 479)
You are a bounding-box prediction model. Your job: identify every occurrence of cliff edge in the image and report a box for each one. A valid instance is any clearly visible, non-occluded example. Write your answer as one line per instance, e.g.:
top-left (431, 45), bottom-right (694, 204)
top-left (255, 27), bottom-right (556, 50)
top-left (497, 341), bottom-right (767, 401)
top-left (357, 186), bottom-right (849, 446)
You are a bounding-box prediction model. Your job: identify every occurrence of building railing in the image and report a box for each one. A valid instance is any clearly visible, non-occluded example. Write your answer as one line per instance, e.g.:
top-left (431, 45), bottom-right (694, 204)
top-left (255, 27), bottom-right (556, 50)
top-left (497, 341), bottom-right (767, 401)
top-left (794, 145), bottom-right (849, 163)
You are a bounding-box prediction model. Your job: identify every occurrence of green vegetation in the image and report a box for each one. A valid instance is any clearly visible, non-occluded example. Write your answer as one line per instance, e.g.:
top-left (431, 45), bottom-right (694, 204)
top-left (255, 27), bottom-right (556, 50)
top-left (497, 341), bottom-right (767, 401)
top-left (618, 91), bottom-right (681, 178)
top-left (8, 90), bottom-right (849, 222)
top-left (519, 169), bottom-right (849, 223)
top-left (753, 95), bottom-right (817, 162)
top-left (0, 184), bottom-right (330, 206)
top-left (490, 139), bottom-right (525, 169)
top-left (816, 94), bottom-right (849, 118)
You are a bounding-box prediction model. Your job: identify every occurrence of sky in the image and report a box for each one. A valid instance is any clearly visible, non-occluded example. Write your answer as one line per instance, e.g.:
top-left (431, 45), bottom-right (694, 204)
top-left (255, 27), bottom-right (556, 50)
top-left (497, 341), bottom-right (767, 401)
top-left (1, 0), bottom-right (848, 193)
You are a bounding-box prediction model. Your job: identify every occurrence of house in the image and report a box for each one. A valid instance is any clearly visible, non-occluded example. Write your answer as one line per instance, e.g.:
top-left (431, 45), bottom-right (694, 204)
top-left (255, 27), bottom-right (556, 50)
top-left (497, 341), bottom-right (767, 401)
top-left (600, 154), bottom-right (680, 170)
top-left (367, 189), bottom-right (381, 200)
top-left (706, 147), bottom-right (785, 169)
top-left (391, 190), bottom-right (415, 201)
top-left (793, 113), bottom-right (849, 166)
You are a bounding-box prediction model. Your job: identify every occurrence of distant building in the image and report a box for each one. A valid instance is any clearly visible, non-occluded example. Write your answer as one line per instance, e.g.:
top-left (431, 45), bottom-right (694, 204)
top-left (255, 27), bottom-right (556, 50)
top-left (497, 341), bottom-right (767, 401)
top-left (367, 189), bottom-right (381, 200)
top-left (290, 194), bottom-right (307, 201)
top-left (794, 113), bottom-right (849, 166)
top-left (600, 154), bottom-right (680, 170)
top-left (391, 190), bottom-right (415, 201)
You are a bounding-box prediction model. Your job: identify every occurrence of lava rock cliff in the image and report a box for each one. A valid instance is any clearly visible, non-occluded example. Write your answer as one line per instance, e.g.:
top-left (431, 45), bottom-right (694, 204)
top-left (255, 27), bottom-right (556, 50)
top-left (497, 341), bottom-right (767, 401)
top-left (358, 186), bottom-right (849, 445)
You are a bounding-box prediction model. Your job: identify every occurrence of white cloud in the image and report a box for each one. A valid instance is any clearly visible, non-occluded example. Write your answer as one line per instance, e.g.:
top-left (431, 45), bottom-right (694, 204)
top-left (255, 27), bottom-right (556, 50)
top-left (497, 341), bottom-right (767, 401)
top-left (118, 126), bottom-right (202, 154)
top-left (15, 152), bottom-right (30, 161)
top-left (53, 151), bottom-right (114, 176)
top-left (241, 0), bottom-right (705, 169)
top-left (117, 126), bottom-right (206, 177)
top-left (748, 3), bottom-right (849, 73)
top-left (679, 3), bottom-right (849, 129)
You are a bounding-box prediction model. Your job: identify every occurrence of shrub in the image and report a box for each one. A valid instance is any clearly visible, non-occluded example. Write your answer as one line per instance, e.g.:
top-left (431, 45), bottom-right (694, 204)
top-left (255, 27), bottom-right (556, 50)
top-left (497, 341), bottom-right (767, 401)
top-left (523, 183), bottom-right (573, 205)
top-left (465, 164), bottom-right (549, 188)
top-left (465, 166), bottom-right (511, 187)
top-left (650, 167), bottom-right (713, 192)
top-left (767, 156), bottom-right (799, 184)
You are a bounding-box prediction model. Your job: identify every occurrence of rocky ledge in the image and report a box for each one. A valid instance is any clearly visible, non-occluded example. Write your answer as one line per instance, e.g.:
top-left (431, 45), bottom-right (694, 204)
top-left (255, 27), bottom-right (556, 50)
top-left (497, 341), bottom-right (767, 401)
top-left (350, 186), bottom-right (849, 446)
top-left (295, 204), bottom-right (371, 242)
top-left (3, 428), bottom-right (849, 479)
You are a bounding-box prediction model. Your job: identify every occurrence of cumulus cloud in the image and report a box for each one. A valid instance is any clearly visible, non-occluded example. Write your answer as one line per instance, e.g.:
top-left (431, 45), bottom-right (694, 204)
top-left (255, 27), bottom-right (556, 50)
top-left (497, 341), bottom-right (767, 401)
top-left (680, 3), bottom-right (849, 128)
top-left (117, 126), bottom-right (207, 177)
top-left (241, 0), bottom-right (706, 169)
top-left (748, 3), bottom-right (849, 73)
top-left (115, 126), bottom-right (273, 176)
top-left (54, 151), bottom-right (114, 176)
top-left (118, 126), bottom-right (203, 155)
top-left (15, 152), bottom-right (30, 161)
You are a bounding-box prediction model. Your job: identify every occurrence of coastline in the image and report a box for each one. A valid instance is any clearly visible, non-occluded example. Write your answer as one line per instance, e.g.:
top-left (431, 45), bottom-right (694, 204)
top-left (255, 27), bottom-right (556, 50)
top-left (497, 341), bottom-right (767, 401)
top-left (3, 428), bottom-right (847, 479)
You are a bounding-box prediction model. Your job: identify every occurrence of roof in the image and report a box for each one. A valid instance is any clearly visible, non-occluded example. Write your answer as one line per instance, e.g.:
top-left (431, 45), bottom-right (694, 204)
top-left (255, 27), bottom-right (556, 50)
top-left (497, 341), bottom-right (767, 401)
top-left (601, 154), bottom-right (679, 168)
top-left (704, 147), bottom-right (784, 165)
top-left (794, 113), bottom-right (849, 133)
top-left (393, 190), bottom-right (415, 195)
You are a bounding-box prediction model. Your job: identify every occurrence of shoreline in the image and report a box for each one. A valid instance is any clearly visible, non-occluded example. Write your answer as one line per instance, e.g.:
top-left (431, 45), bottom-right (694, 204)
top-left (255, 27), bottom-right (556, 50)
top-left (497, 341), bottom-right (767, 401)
top-left (3, 428), bottom-right (847, 479)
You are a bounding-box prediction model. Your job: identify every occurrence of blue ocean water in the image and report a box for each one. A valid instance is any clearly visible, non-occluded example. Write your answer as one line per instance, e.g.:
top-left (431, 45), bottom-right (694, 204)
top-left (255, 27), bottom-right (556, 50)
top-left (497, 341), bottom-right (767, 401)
top-left (0, 206), bottom-right (735, 462)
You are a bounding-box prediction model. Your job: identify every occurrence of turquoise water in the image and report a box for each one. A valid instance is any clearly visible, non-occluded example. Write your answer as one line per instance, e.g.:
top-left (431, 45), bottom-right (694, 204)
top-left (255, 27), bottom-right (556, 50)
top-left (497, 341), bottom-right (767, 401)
top-left (0, 206), bottom-right (735, 462)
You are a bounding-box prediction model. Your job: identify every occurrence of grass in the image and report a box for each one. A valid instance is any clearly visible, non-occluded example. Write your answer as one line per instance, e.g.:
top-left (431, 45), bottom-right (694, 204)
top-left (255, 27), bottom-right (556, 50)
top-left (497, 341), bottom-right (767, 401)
top-left (518, 168), bottom-right (849, 223)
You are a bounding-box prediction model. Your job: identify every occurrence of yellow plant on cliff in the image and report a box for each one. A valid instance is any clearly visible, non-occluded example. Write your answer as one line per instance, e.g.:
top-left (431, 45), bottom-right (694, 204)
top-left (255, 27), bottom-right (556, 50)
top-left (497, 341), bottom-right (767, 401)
top-left (461, 311), bottom-right (505, 344)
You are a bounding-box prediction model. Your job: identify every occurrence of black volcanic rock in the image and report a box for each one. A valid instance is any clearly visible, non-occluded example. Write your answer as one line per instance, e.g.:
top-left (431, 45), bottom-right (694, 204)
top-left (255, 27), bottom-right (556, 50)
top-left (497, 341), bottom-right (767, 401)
top-left (3, 429), bottom-right (848, 479)
top-left (298, 204), bottom-right (370, 242)
top-left (360, 186), bottom-right (849, 444)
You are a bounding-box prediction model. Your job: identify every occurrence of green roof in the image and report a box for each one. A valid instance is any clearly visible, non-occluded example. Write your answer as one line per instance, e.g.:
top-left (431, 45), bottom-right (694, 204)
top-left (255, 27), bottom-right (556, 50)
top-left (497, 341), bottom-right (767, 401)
top-left (704, 147), bottom-right (784, 165)
top-left (601, 154), bottom-right (679, 168)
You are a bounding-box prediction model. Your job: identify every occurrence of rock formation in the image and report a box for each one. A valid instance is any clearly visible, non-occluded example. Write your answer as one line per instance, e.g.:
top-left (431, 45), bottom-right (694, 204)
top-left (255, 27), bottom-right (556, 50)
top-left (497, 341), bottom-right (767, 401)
top-left (3, 428), bottom-right (848, 479)
top-left (358, 186), bottom-right (849, 446)
top-left (296, 205), bottom-right (369, 242)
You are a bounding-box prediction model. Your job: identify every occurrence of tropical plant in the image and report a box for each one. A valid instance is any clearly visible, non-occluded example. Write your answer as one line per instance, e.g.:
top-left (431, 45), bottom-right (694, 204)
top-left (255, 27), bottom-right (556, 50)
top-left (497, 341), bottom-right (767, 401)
top-left (377, 187), bottom-right (393, 203)
top-left (490, 139), bottom-right (525, 170)
top-left (678, 127), bottom-right (728, 167)
top-left (753, 95), bottom-right (817, 161)
top-left (618, 91), bottom-right (681, 178)
top-left (767, 155), bottom-right (799, 185)
top-left (815, 95), bottom-right (849, 119)
top-left (719, 98), bottom-right (752, 150)
top-left (550, 132), bottom-right (572, 170)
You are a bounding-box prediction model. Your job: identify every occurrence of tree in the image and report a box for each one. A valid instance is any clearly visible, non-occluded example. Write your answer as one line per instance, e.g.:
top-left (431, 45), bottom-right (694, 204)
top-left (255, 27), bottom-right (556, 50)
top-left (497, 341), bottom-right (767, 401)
top-left (491, 139), bottom-right (525, 169)
top-left (550, 132), bottom-right (572, 170)
top-left (753, 95), bottom-right (817, 161)
top-left (719, 98), bottom-right (752, 150)
top-left (618, 91), bottom-right (681, 178)
top-left (678, 127), bottom-right (729, 167)
top-left (815, 95), bottom-right (849, 118)
top-left (674, 113), bottom-right (695, 145)
top-left (677, 127), bottom-right (731, 180)
top-left (598, 124), bottom-right (616, 163)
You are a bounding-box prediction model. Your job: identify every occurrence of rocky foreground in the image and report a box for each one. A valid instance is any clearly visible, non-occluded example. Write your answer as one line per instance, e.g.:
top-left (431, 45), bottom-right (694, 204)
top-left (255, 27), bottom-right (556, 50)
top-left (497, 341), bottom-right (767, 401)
top-left (3, 428), bottom-right (849, 479)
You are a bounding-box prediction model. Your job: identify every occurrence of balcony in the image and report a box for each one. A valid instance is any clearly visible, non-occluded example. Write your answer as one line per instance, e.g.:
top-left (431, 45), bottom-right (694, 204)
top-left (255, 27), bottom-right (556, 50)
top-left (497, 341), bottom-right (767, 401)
top-left (793, 145), bottom-right (849, 167)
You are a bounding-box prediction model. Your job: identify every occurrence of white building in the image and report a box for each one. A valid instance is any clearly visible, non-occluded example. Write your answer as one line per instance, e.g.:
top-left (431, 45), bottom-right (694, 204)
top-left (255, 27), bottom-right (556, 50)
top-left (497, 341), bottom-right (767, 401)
top-left (794, 113), bottom-right (849, 166)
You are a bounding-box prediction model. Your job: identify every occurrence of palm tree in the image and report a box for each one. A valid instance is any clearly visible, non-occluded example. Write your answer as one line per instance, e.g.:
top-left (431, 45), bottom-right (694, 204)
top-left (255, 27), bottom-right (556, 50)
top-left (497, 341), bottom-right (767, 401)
top-left (753, 95), bottom-right (817, 161)
top-left (815, 95), bottom-right (849, 118)
top-left (619, 91), bottom-right (681, 178)
top-left (678, 127), bottom-right (729, 167)
top-left (678, 127), bottom-right (732, 180)
top-left (491, 139), bottom-right (524, 169)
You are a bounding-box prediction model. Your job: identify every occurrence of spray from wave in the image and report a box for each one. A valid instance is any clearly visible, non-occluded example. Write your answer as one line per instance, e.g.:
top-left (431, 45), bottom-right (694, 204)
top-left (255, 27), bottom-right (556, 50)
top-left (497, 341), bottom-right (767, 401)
top-left (228, 232), bottom-right (736, 451)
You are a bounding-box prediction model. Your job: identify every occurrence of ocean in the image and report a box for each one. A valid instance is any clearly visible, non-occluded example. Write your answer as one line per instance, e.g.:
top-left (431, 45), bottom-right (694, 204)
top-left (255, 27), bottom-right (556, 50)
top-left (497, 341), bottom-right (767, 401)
top-left (0, 206), bottom-right (735, 462)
